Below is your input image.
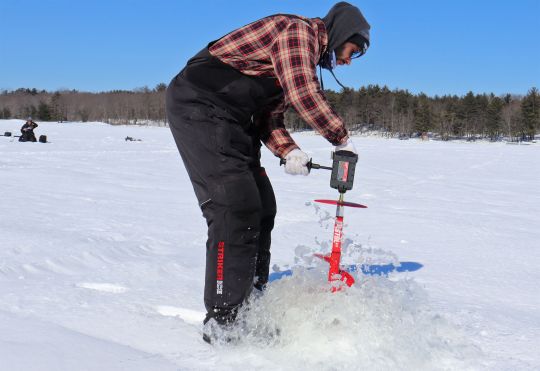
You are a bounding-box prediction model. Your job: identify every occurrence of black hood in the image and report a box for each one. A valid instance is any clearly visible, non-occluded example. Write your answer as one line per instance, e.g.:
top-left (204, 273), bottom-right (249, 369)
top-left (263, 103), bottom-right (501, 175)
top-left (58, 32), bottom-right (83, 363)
top-left (322, 2), bottom-right (370, 53)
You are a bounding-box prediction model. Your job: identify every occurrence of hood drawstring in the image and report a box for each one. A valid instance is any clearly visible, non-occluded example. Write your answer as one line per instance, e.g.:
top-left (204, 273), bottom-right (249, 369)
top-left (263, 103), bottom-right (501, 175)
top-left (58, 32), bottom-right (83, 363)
top-left (319, 65), bottom-right (325, 91)
top-left (319, 64), bottom-right (348, 91)
top-left (329, 69), bottom-right (348, 90)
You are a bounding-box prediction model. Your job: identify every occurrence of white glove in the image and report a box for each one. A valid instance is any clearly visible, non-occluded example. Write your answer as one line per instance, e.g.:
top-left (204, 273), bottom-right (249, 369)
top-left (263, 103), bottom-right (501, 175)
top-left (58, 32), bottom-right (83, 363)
top-left (335, 138), bottom-right (357, 154)
top-left (284, 149), bottom-right (310, 176)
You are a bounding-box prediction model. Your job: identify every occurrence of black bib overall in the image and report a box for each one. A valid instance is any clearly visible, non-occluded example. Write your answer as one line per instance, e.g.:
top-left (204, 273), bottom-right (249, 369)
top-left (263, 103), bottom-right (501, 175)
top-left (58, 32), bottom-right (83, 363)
top-left (166, 46), bottom-right (283, 324)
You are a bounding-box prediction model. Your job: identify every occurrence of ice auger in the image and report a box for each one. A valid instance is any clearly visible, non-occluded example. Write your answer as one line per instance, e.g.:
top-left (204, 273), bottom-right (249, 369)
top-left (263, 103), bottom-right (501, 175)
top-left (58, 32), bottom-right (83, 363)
top-left (281, 150), bottom-right (367, 291)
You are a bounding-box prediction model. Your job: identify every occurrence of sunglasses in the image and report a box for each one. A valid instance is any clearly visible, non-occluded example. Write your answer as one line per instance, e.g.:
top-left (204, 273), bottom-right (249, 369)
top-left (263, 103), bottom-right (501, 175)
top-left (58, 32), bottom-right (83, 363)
top-left (351, 45), bottom-right (367, 59)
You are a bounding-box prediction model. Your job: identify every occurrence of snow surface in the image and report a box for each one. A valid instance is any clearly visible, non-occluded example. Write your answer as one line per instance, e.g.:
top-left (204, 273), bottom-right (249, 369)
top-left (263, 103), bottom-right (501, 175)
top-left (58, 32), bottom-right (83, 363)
top-left (0, 119), bottom-right (539, 370)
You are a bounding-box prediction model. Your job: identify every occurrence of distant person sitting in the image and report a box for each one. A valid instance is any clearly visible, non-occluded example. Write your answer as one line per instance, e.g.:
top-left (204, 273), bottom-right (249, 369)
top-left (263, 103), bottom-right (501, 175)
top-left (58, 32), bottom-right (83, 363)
top-left (19, 118), bottom-right (38, 142)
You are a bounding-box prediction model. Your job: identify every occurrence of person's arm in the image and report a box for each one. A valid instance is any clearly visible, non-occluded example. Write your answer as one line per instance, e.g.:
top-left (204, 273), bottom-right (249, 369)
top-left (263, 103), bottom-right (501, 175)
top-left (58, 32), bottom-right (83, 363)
top-left (255, 97), bottom-right (300, 158)
top-left (269, 20), bottom-right (349, 146)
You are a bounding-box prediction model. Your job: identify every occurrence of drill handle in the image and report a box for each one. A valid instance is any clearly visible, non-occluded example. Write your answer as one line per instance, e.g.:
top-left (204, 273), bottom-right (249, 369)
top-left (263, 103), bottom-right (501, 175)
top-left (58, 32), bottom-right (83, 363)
top-left (279, 158), bottom-right (332, 172)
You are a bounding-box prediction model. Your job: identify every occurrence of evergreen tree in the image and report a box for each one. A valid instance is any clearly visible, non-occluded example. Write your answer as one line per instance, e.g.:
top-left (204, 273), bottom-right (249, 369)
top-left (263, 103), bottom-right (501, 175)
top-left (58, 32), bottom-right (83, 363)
top-left (486, 95), bottom-right (503, 140)
top-left (520, 87), bottom-right (540, 140)
top-left (337, 87), bottom-right (357, 129)
top-left (475, 94), bottom-right (489, 135)
top-left (459, 91), bottom-right (478, 137)
top-left (413, 95), bottom-right (433, 134)
top-left (37, 101), bottom-right (52, 121)
top-left (50, 92), bottom-right (65, 121)
top-left (0, 107), bottom-right (11, 119)
top-left (441, 97), bottom-right (460, 139)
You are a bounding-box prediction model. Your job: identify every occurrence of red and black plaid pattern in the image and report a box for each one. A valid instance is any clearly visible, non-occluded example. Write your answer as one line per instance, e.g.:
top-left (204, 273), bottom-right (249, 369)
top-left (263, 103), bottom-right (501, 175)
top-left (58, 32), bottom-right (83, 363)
top-left (209, 15), bottom-right (348, 158)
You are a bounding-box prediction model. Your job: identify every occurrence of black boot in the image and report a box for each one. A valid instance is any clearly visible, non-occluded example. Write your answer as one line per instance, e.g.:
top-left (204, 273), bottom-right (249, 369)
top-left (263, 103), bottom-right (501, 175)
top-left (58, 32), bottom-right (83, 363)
top-left (202, 308), bottom-right (239, 344)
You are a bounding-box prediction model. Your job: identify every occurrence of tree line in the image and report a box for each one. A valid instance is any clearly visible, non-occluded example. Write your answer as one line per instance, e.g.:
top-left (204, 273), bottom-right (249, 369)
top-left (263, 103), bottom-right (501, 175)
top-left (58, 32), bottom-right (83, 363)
top-left (1, 84), bottom-right (538, 141)
top-left (0, 84), bottom-right (168, 127)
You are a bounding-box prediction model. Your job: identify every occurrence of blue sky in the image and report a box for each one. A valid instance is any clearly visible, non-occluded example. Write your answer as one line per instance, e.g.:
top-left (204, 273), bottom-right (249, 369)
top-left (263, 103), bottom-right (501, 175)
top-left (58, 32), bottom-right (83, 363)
top-left (1, 0), bottom-right (539, 96)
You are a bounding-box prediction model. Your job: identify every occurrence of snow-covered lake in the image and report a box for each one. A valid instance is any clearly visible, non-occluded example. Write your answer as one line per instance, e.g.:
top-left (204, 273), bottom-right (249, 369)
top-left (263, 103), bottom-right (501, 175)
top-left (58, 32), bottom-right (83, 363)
top-left (1, 119), bottom-right (538, 370)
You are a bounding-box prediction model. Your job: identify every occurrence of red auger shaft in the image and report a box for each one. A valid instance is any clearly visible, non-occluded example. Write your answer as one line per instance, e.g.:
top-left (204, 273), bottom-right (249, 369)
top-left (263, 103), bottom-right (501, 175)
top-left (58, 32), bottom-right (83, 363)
top-left (328, 195), bottom-right (345, 283)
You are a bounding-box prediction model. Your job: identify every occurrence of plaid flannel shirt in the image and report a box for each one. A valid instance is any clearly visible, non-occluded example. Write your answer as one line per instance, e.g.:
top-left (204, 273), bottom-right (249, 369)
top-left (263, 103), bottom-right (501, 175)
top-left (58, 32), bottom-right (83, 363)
top-left (209, 15), bottom-right (348, 158)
